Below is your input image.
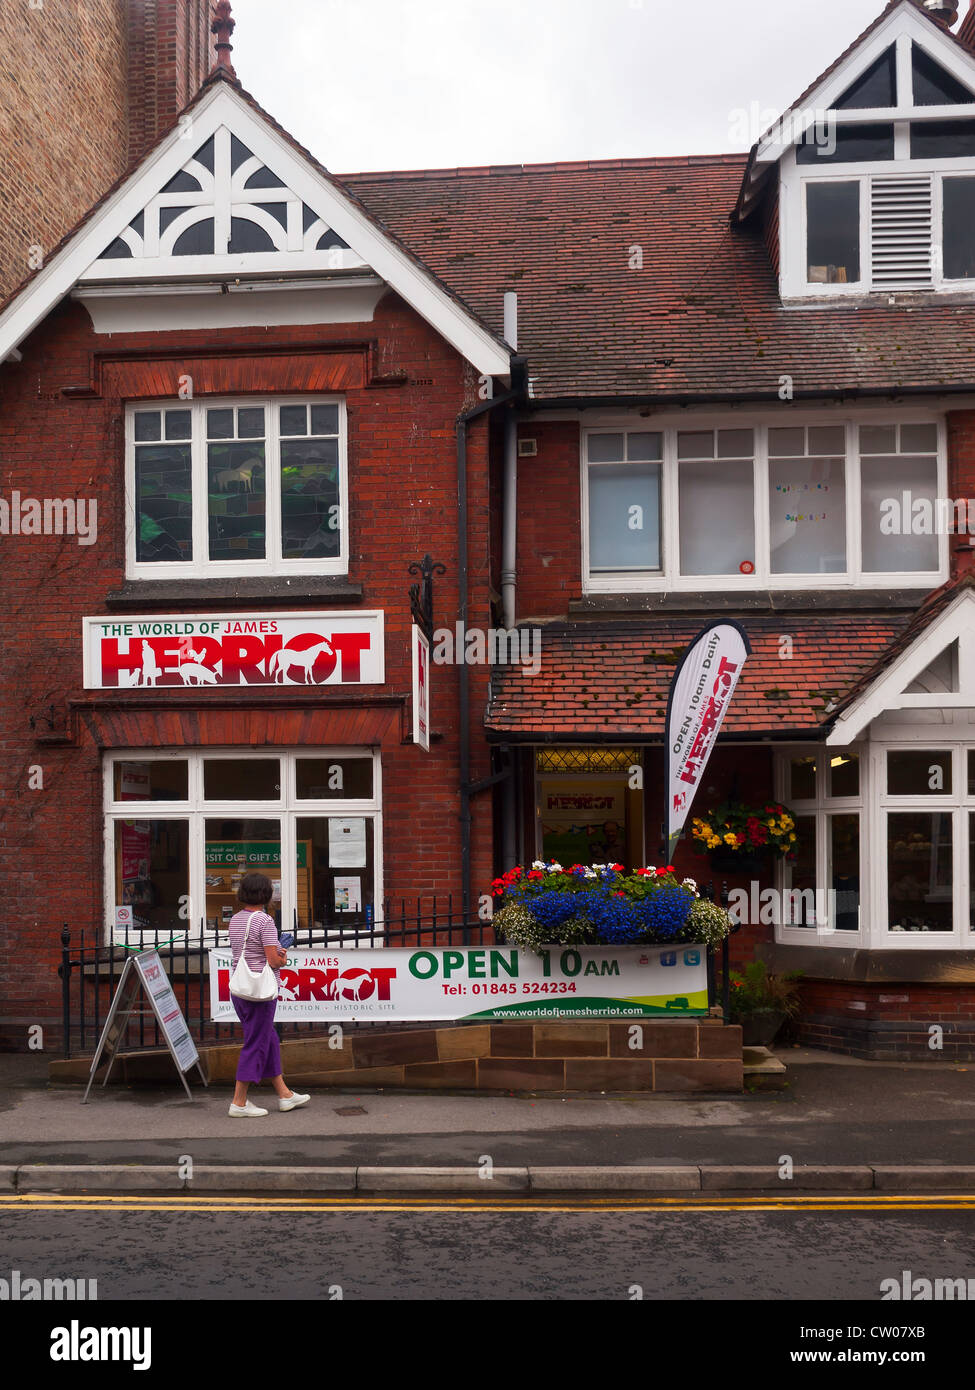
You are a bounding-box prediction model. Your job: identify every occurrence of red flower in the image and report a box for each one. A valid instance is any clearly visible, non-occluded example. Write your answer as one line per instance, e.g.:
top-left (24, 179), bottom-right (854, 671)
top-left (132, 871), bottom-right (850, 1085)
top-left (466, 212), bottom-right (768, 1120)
top-left (735, 833), bottom-right (746, 845)
top-left (527, 870), bottom-right (543, 881)
top-left (611, 862), bottom-right (625, 872)
top-left (613, 891), bottom-right (626, 898)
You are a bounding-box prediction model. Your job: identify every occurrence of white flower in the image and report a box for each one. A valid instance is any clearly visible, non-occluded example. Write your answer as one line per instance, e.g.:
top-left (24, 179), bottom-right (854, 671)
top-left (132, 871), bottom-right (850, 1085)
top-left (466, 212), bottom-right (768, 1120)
top-left (642, 866), bottom-right (656, 875)
top-left (583, 868), bottom-right (598, 879)
top-left (531, 861), bottom-right (546, 870)
top-left (547, 861), bottom-right (563, 872)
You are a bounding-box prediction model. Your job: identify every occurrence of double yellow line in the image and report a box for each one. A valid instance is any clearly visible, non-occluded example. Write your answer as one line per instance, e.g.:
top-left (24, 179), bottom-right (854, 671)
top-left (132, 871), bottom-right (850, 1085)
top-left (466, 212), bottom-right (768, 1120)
top-left (1, 1193), bottom-right (974, 1214)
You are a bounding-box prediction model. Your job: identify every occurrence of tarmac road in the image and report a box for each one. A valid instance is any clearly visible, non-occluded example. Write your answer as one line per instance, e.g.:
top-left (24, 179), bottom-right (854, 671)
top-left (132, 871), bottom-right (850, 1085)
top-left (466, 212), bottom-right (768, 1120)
top-left (1, 1196), bottom-right (974, 1301)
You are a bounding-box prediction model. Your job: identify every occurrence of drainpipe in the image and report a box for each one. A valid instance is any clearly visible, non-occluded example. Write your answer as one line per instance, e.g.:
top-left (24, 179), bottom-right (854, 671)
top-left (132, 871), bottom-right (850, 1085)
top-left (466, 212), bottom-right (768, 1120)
top-left (501, 292), bottom-right (519, 631)
top-left (456, 343), bottom-right (526, 936)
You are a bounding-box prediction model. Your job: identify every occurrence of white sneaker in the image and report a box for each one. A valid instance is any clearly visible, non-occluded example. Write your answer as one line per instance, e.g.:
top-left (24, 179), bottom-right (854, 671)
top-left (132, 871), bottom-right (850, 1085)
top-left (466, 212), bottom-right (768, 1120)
top-left (278, 1091), bottom-right (310, 1112)
top-left (228, 1100), bottom-right (268, 1117)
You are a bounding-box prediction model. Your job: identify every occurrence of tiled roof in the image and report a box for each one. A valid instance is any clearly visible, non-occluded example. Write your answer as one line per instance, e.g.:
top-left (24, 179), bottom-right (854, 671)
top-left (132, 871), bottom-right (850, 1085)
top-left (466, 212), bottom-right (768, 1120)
top-left (345, 152), bottom-right (975, 401)
top-left (485, 616), bottom-right (910, 740)
top-left (828, 570), bottom-right (975, 717)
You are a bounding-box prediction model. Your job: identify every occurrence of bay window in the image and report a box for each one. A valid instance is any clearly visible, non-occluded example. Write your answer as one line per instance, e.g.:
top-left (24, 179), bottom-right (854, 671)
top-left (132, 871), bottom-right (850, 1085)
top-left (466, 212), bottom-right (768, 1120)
top-left (127, 397), bottom-right (348, 578)
top-left (582, 413), bottom-right (946, 591)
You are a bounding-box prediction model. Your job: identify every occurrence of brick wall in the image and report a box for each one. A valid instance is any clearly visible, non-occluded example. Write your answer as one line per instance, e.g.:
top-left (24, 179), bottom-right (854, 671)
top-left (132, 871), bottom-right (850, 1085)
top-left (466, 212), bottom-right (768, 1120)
top-left (946, 409), bottom-right (975, 579)
top-left (126, 0), bottom-right (215, 164)
top-left (514, 422), bottom-right (582, 620)
top-left (0, 0), bottom-right (216, 303)
top-left (0, 290), bottom-right (495, 1041)
top-left (798, 978), bottom-right (975, 1059)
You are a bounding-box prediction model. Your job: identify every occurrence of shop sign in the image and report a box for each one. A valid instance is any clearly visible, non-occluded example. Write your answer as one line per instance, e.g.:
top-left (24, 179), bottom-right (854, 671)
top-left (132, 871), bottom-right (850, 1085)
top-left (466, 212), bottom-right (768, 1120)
top-left (82, 610), bottom-right (384, 689)
top-left (208, 943), bottom-right (708, 1022)
top-left (411, 624), bottom-right (430, 751)
top-left (666, 622), bottom-right (751, 854)
top-left (205, 841), bottom-right (307, 868)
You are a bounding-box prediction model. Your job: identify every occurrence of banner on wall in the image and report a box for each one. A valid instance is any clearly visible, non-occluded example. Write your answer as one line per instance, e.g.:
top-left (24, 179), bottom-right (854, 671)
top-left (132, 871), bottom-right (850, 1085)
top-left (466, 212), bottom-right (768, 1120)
top-left (82, 611), bottom-right (384, 689)
top-left (666, 621), bottom-right (751, 857)
top-left (208, 943), bottom-right (709, 1021)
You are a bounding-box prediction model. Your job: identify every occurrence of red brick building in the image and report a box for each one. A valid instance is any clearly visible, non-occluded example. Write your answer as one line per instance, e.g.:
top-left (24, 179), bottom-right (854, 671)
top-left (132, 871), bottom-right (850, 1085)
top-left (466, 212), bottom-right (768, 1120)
top-left (4, 0), bottom-right (975, 1057)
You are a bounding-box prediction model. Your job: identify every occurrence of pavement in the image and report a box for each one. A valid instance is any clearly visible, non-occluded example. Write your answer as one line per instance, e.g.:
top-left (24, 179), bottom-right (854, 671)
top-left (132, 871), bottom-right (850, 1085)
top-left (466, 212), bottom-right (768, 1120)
top-left (1, 1047), bottom-right (973, 1192)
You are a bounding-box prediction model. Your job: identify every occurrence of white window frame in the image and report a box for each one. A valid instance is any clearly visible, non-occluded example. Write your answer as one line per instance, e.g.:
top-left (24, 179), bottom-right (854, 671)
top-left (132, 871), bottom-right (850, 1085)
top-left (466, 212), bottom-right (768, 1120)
top-left (774, 747), bottom-right (866, 947)
top-left (125, 395), bottom-right (349, 580)
top-left (580, 408), bottom-right (948, 594)
top-left (778, 24), bottom-right (975, 302)
top-left (774, 739), bottom-right (975, 948)
top-left (103, 748), bottom-right (382, 945)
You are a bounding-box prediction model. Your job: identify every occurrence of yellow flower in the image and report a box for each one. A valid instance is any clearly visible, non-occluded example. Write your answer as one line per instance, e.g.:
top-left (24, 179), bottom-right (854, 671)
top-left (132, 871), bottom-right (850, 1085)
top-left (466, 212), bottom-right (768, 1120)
top-left (789, 833), bottom-right (796, 842)
top-left (766, 818), bottom-right (775, 828)
top-left (724, 833), bottom-right (738, 847)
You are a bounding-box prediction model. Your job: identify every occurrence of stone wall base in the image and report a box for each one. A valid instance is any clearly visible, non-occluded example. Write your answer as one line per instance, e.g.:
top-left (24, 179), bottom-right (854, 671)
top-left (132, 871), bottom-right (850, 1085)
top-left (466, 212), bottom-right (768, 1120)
top-left (49, 1019), bottom-right (743, 1094)
top-left (798, 1015), bottom-right (975, 1061)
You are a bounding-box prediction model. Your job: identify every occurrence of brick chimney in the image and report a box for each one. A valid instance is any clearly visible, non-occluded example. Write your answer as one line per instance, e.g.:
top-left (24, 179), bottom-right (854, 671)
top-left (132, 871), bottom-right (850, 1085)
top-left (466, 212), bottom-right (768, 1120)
top-left (126, 0), bottom-right (219, 163)
top-left (959, 1), bottom-right (975, 48)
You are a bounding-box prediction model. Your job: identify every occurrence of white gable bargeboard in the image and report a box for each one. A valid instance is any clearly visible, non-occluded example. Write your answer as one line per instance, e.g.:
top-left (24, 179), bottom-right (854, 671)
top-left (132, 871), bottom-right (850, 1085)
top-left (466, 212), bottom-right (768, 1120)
top-left (0, 82), bottom-right (510, 377)
top-left (827, 589), bottom-right (975, 745)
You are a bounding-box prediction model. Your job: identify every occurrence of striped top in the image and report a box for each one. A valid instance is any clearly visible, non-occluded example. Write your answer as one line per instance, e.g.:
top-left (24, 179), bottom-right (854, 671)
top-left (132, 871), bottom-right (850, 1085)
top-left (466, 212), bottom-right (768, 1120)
top-left (228, 909), bottom-right (280, 983)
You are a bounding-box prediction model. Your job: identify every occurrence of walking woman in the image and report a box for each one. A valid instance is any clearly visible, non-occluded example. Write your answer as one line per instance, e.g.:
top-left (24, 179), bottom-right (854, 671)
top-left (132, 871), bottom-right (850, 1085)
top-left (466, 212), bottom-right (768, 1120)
top-left (227, 872), bottom-right (310, 1117)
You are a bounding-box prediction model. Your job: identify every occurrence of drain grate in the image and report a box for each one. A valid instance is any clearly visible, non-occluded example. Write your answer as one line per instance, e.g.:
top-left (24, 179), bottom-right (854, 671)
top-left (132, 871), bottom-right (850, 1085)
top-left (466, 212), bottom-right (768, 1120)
top-left (334, 1105), bottom-right (367, 1116)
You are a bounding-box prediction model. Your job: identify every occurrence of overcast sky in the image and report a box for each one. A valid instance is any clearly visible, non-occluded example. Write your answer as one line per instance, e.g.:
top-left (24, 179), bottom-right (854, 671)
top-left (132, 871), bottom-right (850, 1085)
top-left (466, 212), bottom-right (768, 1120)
top-left (229, 0), bottom-right (910, 173)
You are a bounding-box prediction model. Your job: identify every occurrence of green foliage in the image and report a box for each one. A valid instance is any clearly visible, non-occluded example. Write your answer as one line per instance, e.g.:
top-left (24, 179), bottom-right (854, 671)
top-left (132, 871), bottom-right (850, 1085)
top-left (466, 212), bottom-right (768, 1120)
top-left (728, 960), bottom-right (803, 1018)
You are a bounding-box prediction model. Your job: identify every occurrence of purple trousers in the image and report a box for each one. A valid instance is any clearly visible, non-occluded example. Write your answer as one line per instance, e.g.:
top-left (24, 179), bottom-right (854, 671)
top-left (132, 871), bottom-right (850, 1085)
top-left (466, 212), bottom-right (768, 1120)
top-left (232, 996), bottom-right (281, 1083)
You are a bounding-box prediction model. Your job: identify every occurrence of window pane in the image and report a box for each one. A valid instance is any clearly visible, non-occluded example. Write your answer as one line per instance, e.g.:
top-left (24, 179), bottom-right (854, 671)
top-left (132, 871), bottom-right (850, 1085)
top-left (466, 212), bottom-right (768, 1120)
top-left (113, 760), bottom-right (189, 801)
top-left (861, 456), bottom-right (939, 572)
top-left (205, 820), bottom-right (281, 932)
top-left (829, 753), bottom-right (859, 798)
top-left (836, 46), bottom-right (895, 110)
top-left (887, 812), bottom-right (953, 932)
top-left (790, 755), bottom-right (817, 801)
top-left (135, 442), bottom-right (193, 563)
top-left (134, 411), bottom-right (161, 442)
top-left (204, 759), bottom-right (281, 800)
top-left (808, 425), bottom-right (846, 455)
top-left (588, 433), bottom-right (624, 463)
top-left (207, 409), bottom-right (234, 439)
top-left (912, 44), bottom-right (975, 107)
top-left (208, 440), bottom-right (266, 561)
top-left (859, 425), bottom-right (897, 454)
top-left (295, 817), bottom-right (375, 933)
top-left (626, 432), bottom-right (662, 462)
top-left (969, 750), bottom-right (975, 797)
top-left (165, 410), bottom-right (192, 441)
top-left (768, 427), bottom-right (805, 457)
top-left (797, 124), bottom-right (894, 165)
top-left (280, 405), bottom-right (307, 435)
top-left (310, 404), bottom-right (340, 436)
top-left (830, 814), bottom-right (860, 932)
top-left (280, 436), bottom-right (341, 560)
top-left (114, 819), bottom-right (189, 939)
top-left (237, 407), bottom-right (265, 439)
top-left (912, 120), bottom-right (975, 159)
top-left (588, 463), bottom-right (661, 572)
top-left (679, 460), bottom-right (754, 575)
top-left (807, 182), bottom-right (861, 284)
top-left (769, 456), bottom-right (847, 574)
top-left (943, 178), bottom-right (975, 279)
top-left (970, 813), bottom-right (975, 930)
top-left (900, 423), bottom-right (938, 453)
top-left (888, 750), bottom-right (952, 796)
top-left (677, 431), bottom-right (713, 460)
top-left (296, 758), bottom-right (374, 800)
top-left (784, 816), bottom-right (817, 926)
top-left (717, 429), bottom-right (753, 458)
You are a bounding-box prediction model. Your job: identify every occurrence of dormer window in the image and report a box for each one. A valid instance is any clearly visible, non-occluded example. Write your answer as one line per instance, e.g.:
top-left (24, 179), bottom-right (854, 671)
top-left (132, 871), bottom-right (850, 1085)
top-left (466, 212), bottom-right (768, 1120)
top-left (775, 23), bottom-right (975, 301)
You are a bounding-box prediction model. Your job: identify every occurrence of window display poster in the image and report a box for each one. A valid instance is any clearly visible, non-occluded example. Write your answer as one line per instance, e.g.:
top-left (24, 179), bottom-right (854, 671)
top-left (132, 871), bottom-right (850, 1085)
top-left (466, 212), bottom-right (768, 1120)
top-left (329, 817), bottom-right (367, 867)
top-left (334, 876), bottom-right (362, 912)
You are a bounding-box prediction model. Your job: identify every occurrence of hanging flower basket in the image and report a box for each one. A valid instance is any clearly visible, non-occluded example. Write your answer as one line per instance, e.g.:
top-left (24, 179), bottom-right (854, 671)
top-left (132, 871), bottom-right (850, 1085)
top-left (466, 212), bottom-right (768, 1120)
top-left (692, 801), bottom-right (799, 872)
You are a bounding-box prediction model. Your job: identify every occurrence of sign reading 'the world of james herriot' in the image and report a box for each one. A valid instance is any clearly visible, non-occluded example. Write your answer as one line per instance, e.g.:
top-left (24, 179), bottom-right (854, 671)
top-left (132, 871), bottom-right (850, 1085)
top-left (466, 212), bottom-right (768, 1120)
top-left (82, 611), bottom-right (385, 689)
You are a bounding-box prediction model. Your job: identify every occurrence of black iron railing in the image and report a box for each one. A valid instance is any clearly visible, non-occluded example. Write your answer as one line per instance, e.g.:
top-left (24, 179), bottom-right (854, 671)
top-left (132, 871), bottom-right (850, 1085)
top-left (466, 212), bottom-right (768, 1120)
top-left (59, 886), bottom-right (736, 1059)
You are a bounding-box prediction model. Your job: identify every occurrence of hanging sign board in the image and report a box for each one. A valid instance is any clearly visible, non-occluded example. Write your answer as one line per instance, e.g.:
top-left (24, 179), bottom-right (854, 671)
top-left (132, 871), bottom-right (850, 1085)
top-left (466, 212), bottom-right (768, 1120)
top-left (82, 610), bottom-right (384, 689)
top-left (82, 950), bottom-right (206, 1103)
top-left (411, 623), bottom-right (430, 751)
top-left (666, 621), bottom-right (751, 856)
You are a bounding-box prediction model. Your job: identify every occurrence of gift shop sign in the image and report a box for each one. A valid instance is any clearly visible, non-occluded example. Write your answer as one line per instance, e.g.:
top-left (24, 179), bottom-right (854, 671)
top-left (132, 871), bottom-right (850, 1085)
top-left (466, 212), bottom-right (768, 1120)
top-left (208, 944), bottom-right (709, 1022)
top-left (83, 611), bottom-right (384, 689)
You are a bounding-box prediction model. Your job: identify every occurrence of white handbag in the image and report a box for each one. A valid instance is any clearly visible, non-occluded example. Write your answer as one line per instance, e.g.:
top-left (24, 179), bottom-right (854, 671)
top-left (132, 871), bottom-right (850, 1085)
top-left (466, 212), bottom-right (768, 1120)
top-left (229, 911), bottom-right (278, 1001)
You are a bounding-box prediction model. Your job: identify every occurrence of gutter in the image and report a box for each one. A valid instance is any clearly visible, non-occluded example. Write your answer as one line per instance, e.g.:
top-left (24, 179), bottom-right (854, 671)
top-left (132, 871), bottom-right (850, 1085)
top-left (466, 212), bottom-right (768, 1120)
top-left (456, 348), bottom-right (527, 935)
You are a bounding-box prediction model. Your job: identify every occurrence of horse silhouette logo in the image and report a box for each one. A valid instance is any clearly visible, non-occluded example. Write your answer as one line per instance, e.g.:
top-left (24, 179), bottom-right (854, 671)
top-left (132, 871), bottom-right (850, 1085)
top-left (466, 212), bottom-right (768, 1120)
top-left (269, 639), bottom-right (335, 685)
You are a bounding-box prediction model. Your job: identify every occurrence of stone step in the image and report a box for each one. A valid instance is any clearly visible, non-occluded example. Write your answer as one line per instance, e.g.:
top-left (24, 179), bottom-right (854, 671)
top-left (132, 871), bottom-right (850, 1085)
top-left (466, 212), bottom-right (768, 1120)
top-left (742, 1045), bottom-right (789, 1092)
